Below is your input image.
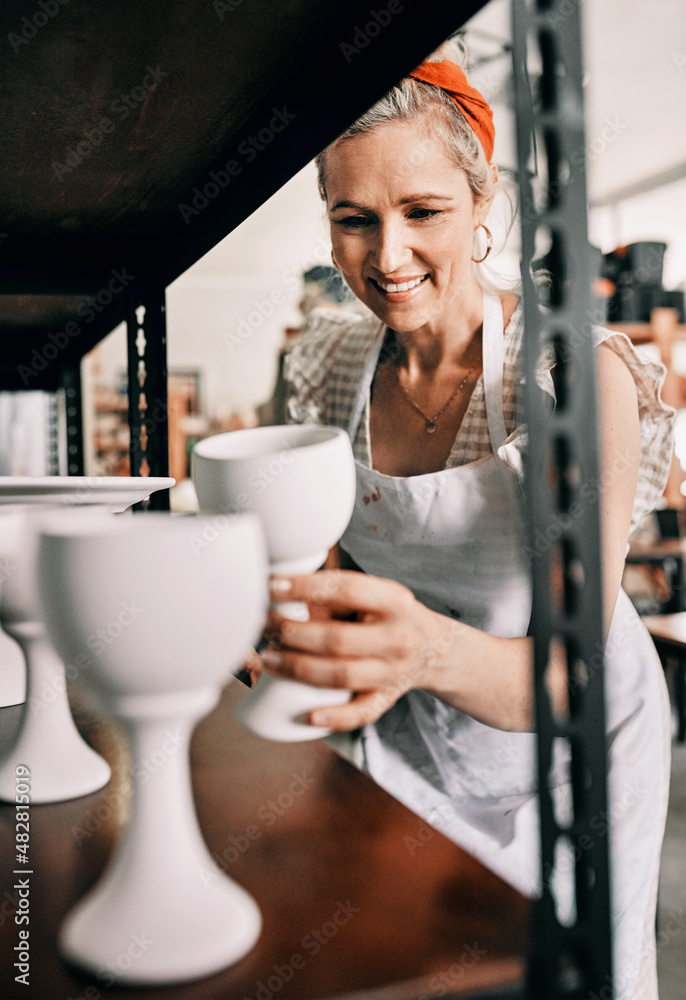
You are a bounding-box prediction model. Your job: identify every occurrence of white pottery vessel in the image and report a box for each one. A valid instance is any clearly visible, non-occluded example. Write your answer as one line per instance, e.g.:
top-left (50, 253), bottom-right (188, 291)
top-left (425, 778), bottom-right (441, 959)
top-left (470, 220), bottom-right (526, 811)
top-left (0, 627), bottom-right (24, 708)
top-left (192, 425), bottom-right (356, 741)
top-left (0, 475), bottom-right (174, 509)
top-left (0, 477), bottom-right (174, 709)
top-left (37, 512), bottom-right (268, 985)
top-left (0, 509), bottom-right (112, 802)
top-left (0, 508), bottom-right (25, 706)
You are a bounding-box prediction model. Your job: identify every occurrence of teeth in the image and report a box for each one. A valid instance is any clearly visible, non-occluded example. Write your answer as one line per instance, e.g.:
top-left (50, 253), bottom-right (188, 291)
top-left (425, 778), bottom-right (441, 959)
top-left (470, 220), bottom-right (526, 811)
top-left (377, 276), bottom-right (426, 293)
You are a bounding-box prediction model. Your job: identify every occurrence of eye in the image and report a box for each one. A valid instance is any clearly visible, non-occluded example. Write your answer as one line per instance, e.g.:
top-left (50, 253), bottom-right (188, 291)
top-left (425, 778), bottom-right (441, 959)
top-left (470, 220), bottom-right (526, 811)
top-left (333, 214), bottom-right (374, 229)
top-left (408, 208), bottom-right (440, 221)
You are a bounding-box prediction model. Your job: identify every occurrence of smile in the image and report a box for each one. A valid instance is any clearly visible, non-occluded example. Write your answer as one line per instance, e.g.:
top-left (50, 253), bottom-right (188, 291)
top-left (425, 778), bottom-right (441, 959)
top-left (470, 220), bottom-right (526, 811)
top-left (369, 275), bottom-right (429, 297)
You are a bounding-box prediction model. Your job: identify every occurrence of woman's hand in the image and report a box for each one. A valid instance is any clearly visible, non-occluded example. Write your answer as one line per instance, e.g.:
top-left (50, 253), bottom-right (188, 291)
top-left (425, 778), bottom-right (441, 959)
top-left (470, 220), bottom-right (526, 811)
top-left (262, 570), bottom-right (445, 731)
top-left (241, 647), bottom-right (264, 687)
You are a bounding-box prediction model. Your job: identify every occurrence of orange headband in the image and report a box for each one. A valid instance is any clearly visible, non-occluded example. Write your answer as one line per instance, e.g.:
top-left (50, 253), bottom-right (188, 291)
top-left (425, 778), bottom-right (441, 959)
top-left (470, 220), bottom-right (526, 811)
top-left (409, 60), bottom-right (495, 163)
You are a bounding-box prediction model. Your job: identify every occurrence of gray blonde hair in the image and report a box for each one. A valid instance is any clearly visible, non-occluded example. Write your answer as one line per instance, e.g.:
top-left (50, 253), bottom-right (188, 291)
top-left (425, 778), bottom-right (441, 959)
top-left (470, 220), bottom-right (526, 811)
top-left (316, 37), bottom-right (494, 204)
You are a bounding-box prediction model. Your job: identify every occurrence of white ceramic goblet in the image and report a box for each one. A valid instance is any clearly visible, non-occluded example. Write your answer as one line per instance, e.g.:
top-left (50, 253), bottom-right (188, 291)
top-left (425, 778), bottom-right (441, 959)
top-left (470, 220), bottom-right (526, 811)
top-left (0, 509), bottom-right (111, 803)
top-left (192, 425), bottom-right (356, 741)
top-left (0, 476), bottom-right (174, 710)
top-left (37, 512), bottom-right (268, 985)
top-left (0, 506), bottom-right (25, 710)
top-left (0, 626), bottom-right (24, 708)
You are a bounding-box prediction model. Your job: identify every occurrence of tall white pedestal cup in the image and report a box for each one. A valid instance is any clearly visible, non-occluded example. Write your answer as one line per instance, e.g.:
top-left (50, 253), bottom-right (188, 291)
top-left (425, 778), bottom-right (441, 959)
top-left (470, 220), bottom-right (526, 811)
top-left (192, 425), bottom-right (356, 741)
top-left (0, 508), bottom-right (31, 710)
top-left (0, 476), bottom-right (173, 710)
top-left (0, 508), bottom-right (111, 803)
top-left (37, 512), bottom-right (269, 985)
top-left (0, 627), bottom-right (24, 708)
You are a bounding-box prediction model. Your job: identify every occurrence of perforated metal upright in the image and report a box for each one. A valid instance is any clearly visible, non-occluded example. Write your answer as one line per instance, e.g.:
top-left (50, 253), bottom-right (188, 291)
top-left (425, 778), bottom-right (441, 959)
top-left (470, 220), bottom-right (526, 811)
top-left (126, 287), bottom-right (170, 510)
top-left (60, 365), bottom-right (84, 476)
top-left (511, 0), bottom-right (614, 996)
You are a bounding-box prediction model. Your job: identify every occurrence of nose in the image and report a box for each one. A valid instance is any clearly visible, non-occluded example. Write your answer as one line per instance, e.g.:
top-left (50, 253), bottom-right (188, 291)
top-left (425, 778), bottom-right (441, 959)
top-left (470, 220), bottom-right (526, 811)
top-left (369, 219), bottom-right (413, 275)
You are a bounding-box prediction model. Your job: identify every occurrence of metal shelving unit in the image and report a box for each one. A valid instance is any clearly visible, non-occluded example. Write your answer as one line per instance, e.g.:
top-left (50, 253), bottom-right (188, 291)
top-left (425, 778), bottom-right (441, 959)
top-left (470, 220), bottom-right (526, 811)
top-left (1, 0), bottom-right (615, 994)
top-left (512, 1), bottom-right (614, 995)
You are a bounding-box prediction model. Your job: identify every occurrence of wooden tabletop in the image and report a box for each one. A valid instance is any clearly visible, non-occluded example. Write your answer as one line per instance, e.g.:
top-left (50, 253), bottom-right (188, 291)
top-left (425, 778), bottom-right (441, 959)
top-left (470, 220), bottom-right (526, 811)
top-left (627, 539), bottom-right (685, 562)
top-left (0, 679), bottom-right (528, 1000)
top-left (642, 612), bottom-right (686, 648)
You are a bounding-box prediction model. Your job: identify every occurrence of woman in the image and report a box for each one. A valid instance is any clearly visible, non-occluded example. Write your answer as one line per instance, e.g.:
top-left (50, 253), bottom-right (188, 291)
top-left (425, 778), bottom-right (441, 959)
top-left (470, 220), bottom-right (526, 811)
top-left (257, 44), bottom-right (673, 1000)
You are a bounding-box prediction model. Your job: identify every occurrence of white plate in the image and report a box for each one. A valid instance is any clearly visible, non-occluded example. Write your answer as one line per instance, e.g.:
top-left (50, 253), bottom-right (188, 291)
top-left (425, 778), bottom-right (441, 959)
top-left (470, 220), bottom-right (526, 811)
top-left (0, 477), bottom-right (175, 512)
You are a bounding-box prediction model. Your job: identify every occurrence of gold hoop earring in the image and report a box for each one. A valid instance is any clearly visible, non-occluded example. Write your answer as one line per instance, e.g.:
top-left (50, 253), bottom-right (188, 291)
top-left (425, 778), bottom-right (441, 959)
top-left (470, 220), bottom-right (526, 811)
top-left (471, 224), bottom-right (493, 263)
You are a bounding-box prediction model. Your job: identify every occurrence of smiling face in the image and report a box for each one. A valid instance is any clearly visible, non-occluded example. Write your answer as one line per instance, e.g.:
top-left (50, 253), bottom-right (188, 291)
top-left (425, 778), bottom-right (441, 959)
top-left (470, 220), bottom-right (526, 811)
top-left (324, 116), bottom-right (493, 336)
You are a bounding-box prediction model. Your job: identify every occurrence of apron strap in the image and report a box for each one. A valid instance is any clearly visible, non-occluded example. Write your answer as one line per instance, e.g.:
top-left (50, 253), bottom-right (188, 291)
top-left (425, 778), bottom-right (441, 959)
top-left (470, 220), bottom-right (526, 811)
top-left (347, 321), bottom-right (386, 443)
top-left (482, 293), bottom-right (529, 550)
top-left (482, 292), bottom-right (508, 453)
top-left (349, 296), bottom-right (509, 454)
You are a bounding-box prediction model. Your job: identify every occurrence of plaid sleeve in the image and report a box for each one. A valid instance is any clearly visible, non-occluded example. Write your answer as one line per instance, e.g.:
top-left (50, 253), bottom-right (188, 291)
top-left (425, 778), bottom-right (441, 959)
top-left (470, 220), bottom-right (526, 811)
top-left (283, 307), bottom-right (383, 447)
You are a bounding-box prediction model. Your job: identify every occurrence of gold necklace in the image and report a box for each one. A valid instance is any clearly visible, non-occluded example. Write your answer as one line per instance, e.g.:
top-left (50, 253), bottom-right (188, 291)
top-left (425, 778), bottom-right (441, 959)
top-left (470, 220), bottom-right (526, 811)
top-left (395, 359), bottom-right (481, 434)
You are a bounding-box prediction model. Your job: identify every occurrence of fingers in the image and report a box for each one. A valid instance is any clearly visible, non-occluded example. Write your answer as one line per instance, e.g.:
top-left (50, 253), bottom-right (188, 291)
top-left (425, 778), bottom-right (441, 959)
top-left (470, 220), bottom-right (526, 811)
top-left (309, 689), bottom-right (398, 731)
top-left (267, 615), bottom-right (413, 660)
top-left (270, 570), bottom-right (413, 617)
top-left (261, 648), bottom-right (389, 692)
top-left (242, 647), bottom-right (264, 687)
top-left (259, 571), bottom-right (426, 731)
top-left (243, 647), bottom-right (263, 671)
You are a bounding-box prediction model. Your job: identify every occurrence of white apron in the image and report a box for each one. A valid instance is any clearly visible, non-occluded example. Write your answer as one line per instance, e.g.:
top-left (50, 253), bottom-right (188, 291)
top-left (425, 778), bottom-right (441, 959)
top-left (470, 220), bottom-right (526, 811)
top-left (335, 293), bottom-right (670, 1000)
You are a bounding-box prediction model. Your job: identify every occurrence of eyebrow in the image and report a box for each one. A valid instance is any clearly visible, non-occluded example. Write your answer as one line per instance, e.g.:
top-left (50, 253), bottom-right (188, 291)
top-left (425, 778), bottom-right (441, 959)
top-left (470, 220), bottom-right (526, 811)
top-left (398, 193), bottom-right (454, 204)
top-left (330, 200), bottom-right (367, 212)
top-left (330, 193), bottom-right (453, 212)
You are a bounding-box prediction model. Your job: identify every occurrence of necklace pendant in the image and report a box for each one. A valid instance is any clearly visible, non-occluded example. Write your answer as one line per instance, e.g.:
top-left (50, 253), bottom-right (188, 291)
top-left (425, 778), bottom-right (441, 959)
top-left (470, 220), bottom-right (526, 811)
top-left (425, 421), bottom-right (436, 434)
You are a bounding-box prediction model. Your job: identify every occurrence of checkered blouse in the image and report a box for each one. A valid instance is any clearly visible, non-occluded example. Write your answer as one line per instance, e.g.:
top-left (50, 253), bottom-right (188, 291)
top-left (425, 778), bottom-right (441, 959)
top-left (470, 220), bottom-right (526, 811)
top-left (283, 300), bottom-right (675, 533)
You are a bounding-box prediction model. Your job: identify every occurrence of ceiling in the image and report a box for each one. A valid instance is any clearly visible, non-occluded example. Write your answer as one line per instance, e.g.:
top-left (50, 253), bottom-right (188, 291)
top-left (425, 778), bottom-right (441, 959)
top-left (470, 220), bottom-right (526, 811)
top-left (464, 0), bottom-right (686, 204)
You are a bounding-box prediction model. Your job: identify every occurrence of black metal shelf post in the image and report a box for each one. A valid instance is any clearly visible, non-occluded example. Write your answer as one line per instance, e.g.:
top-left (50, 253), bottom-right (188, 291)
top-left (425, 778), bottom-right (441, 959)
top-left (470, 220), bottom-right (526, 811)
top-left (511, 0), bottom-right (614, 996)
top-left (60, 364), bottom-right (84, 476)
top-left (126, 286), bottom-right (170, 510)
